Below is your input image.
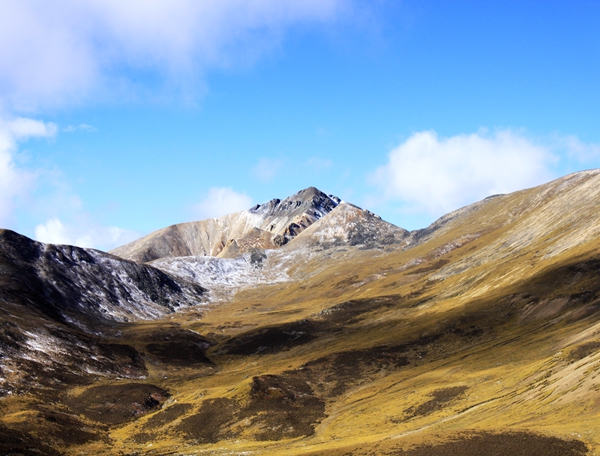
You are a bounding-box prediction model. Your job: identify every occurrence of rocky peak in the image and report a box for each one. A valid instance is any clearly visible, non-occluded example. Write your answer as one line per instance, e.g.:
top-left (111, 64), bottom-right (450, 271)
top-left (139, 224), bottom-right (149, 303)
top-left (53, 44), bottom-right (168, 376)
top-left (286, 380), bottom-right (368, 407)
top-left (111, 187), bottom-right (346, 262)
top-left (249, 186), bottom-right (340, 218)
top-left (246, 187), bottom-right (341, 244)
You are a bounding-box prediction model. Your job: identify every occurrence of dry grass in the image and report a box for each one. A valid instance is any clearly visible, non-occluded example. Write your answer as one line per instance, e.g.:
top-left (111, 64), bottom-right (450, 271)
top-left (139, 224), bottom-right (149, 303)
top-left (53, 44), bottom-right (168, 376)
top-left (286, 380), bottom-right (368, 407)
top-left (4, 173), bottom-right (600, 454)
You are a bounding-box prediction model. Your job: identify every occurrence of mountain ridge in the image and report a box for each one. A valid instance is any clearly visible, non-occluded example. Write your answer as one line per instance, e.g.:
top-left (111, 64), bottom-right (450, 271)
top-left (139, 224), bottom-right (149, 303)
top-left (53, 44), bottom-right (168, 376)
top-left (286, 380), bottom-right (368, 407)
top-left (110, 186), bottom-right (406, 264)
top-left (2, 170), bottom-right (600, 454)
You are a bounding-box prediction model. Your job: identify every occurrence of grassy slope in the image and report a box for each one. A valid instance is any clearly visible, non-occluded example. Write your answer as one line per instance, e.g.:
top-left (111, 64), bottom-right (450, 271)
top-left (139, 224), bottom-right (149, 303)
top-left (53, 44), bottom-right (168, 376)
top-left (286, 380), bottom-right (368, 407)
top-left (3, 171), bottom-right (600, 454)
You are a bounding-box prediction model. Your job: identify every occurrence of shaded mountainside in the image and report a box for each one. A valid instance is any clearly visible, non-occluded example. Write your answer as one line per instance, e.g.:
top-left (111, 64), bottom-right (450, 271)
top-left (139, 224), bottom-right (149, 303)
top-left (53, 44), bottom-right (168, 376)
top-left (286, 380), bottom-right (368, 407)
top-left (0, 229), bottom-right (207, 326)
top-left (0, 229), bottom-right (209, 399)
top-left (3, 171), bottom-right (600, 454)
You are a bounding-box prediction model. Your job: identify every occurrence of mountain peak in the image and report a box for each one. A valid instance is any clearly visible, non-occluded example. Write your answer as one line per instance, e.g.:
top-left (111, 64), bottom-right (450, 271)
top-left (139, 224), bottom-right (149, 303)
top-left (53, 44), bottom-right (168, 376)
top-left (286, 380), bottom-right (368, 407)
top-left (111, 186), bottom-right (348, 262)
top-left (293, 186), bottom-right (342, 203)
top-left (292, 186), bottom-right (327, 200)
top-left (248, 186), bottom-right (339, 216)
top-left (237, 187), bottom-right (341, 250)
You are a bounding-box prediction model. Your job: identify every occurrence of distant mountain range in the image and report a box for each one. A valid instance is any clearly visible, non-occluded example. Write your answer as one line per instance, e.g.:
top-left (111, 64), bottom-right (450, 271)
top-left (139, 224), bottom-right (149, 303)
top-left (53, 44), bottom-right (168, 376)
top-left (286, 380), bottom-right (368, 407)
top-left (1, 171), bottom-right (600, 455)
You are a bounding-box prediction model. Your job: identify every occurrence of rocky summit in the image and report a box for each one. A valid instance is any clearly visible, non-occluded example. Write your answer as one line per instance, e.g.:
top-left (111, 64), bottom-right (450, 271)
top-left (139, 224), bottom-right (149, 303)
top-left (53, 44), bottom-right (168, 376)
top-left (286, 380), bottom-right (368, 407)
top-left (2, 175), bottom-right (600, 455)
top-left (110, 187), bottom-right (345, 263)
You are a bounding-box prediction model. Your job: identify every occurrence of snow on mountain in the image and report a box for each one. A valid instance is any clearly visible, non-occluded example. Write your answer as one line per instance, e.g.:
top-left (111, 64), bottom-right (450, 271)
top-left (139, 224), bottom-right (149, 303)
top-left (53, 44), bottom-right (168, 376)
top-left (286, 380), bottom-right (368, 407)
top-left (150, 250), bottom-right (292, 301)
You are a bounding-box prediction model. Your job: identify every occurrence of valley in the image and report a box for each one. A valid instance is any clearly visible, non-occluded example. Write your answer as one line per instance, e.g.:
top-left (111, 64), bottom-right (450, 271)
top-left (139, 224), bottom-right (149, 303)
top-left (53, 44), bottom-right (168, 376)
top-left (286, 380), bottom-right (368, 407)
top-left (1, 174), bottom-right (600, 455)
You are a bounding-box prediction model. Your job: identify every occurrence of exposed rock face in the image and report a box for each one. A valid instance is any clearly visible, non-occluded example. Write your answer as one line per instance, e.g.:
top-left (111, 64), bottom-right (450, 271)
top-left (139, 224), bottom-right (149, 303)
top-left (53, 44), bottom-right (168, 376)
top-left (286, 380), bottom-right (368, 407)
top-left (110, 187), bottom-right (342, 263)
top-left (248, 186), bottom-right (341, 240)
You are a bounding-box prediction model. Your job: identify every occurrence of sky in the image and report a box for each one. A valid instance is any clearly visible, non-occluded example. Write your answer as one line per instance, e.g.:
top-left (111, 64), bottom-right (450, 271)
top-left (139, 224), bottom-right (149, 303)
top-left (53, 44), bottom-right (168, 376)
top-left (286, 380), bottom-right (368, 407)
top-left (1, 0), bottom-right (599, 250)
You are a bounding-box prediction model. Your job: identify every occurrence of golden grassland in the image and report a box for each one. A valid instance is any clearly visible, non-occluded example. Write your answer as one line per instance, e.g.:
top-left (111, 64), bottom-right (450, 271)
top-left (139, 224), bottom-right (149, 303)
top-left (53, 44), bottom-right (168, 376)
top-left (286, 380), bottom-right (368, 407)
top-left (3, 173), bottom-right (600, 454)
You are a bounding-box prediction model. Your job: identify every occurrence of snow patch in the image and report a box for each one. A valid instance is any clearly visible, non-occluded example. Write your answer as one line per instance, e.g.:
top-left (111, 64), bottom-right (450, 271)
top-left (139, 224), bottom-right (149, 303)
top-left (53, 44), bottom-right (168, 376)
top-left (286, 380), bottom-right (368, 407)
top-left (152, 250), bottom-right (291, 301)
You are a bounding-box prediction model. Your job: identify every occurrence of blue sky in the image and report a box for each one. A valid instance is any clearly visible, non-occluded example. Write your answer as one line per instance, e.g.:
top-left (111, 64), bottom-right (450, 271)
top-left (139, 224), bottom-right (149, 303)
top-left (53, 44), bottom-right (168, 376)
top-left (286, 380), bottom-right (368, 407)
top-left (1, 1), bottom-right (599, 250)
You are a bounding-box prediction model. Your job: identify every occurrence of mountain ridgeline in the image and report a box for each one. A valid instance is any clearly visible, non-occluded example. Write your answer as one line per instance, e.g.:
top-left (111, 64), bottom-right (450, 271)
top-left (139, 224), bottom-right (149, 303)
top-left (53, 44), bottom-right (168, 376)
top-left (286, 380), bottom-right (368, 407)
top-left (2, 174), bottom-right (600, 455)
top-left (111, 187), bottom-right (345, 262)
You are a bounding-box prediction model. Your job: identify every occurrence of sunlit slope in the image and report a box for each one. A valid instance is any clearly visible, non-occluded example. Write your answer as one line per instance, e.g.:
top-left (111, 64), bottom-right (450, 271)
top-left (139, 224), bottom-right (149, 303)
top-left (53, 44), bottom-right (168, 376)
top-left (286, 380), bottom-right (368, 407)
top-left (104, 257), bottom-right (600, 455)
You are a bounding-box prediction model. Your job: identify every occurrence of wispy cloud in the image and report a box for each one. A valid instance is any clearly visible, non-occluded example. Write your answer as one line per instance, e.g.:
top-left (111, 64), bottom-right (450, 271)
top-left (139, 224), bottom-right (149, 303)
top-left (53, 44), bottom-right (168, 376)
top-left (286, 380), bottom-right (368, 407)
top-left (0, 117), bottom-right (56, 227)
top-left (0, 0), bottom-right (348, 110)
top-left (26, 173), bottom-right (141, 251)
top-left (5, 117), bottom-right (57, 139)
top-left (251, 157), bottom-right (285, 182)
top-left (0, 114), bottom-right (137, 250)
top-left (554, 134), bottom-right (600, 162)
top-left (34, 217), bottom-right (139, 250)
top-left (193, 187), bottom-right (252, 220)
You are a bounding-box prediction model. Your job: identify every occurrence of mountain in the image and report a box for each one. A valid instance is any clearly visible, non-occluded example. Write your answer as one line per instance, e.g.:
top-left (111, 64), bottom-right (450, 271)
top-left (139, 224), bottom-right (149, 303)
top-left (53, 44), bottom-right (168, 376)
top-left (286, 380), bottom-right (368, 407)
top-left (110, 187), bottom-right (342, 262)
top-left (146, 202), bottom-right (409, 301)
top-left (0, 229), bottom-right (209, 397)
top-left (2, 172), bottom-right (600, 455)
top-left (291, 200), bottom-right (409, 249)
top-left (118, 191), bottom-right (410, 301)
top-left (0, 229), bottom-right (208, 325)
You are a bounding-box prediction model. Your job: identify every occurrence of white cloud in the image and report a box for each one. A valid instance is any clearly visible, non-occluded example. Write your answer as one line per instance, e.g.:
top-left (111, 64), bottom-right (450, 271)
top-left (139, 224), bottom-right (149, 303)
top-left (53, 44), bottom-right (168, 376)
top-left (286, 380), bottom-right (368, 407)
top-left (372, 130), bottom-right (557, 217)
top-left (28, 179), bottom-right (141, 251)
top-left (251, 157), bottom-right (285, 182)
top-left (0, 0), bottom-right (347, 109)
top-left (554, 135), bottom-right (600, 162)
top-left (0, 114), bottom-right (135, 251)
top-left (193, 187), bottom-right (252, 219)
top-left (34, 218), bottom-right (72, 245)
top-left (34, 217), bottom-right (140, 250)
top-left (0, 116), bottom-right (56, 227)
top-left (6, 117), bottom-right (57, 139)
